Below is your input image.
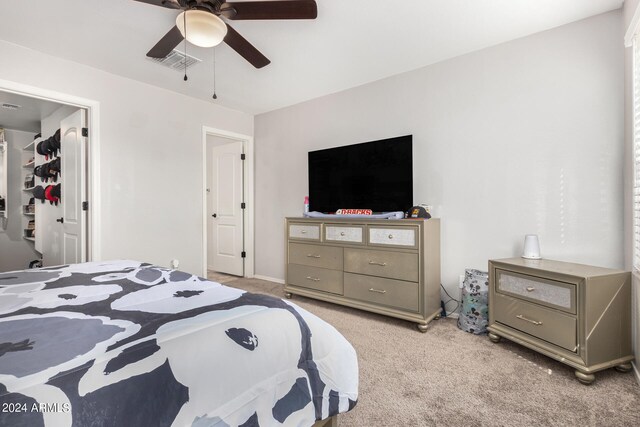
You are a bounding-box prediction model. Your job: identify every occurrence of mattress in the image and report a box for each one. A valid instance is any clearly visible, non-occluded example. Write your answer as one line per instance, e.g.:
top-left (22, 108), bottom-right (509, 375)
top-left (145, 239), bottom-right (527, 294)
top-left (0, 260), bottom-right (358, 426)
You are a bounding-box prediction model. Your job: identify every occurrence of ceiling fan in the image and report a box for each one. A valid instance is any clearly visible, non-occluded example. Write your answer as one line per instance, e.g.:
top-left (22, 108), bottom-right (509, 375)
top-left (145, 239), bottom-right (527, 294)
top-left (135, 0), bottom-right (318, 68)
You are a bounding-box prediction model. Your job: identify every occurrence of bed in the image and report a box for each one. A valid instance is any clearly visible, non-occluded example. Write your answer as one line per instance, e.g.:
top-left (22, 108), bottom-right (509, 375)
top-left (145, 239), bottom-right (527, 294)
top-left (0, 260), bottom-right (358, 427)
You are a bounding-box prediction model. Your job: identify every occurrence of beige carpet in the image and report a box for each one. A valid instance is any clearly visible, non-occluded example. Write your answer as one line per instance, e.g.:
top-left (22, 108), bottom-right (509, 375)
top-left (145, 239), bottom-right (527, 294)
top-left (219, 276), bottom-right (640, 427)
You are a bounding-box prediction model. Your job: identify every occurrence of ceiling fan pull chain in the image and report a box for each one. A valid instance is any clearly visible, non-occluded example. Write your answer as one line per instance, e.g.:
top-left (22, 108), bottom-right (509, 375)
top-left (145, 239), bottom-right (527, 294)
top-left (212, 48), bottom-right (218, 100)
top-left (183, 10), bottom-right (188, 81)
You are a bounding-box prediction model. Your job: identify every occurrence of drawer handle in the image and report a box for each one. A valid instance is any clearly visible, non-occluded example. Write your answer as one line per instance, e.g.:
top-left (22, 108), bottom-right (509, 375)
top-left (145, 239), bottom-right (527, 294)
top-left (340, 231), bottom-right (346, 236)
top-left (369, 288), bottom-right (387, 294)
top-left (388, 234), bottom-right (394, 239)
top-left (516, 314), bottom-right (543, 326)
top-left (368, 261), bottom-right (387, 266)
top-left (526, 286), bottom-right (535, 292)
top-left (300, 230), bottom-right (307, 234)
top-left (306, 254), bottom-right (321, 258)
top-left (305, 276), bottom-right (320, 282)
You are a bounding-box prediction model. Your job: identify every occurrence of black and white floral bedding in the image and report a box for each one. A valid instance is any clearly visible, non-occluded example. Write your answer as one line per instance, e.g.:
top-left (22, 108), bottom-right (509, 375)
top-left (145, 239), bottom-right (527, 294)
top-left (0, 260), bottom-right (358, 427)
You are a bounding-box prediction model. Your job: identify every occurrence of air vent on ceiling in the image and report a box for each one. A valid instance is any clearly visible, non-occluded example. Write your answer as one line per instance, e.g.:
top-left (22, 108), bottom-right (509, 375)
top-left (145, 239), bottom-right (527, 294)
top-left (1, 103), bottom-right (21, 111)
top-left (147, 49), bottom-right (202, 71)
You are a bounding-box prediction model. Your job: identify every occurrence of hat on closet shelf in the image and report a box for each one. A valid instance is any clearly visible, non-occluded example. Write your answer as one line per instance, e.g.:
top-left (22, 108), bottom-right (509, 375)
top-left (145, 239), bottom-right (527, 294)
top-left (52, 129), bottom-right (61, 152)
top-left (44, 161), bottom-right (59, 183)
top-left (45, 185), bottom-right (59, 206)
top-left (42, 137), bottom-right (56, 159)
top-left (34, 165), bottom-right (46, 181)
top-left (50, 184), bottom-right (61, 200)
top-left (36, 140), bottom-right (47, 156)
top-left (33, 185), bottom-right (46, 203)
top-left (50, 157), bottom-right (61, 174)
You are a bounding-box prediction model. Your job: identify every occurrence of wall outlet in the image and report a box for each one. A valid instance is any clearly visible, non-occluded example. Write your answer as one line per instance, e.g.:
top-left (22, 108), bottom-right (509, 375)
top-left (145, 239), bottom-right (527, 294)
top-left (170, 259), bottom-right (179, 269)
top-left (458, 274), bottom-right (465, 288)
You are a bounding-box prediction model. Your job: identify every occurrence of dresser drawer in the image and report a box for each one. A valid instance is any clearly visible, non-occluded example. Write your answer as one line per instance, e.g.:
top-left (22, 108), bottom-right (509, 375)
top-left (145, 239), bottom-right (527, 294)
top-left (344, 273), bottom-right (419, 312)
top-left (288, 223), bottom-right (321, 241)
top-left (287, 264), bottom-right (343, 294)
top-left (496, 269), bottom-right (576, 314)
top-left (289, 243), bottom-right (343, 270)
top-left (493, 292), bottom-right (577, 352)
top-left (344, 248), bottom-right (419, 282)
top-left (325, 224), bottom-right (364, 244)
top-left (368, 226), bottom-right (417, 248)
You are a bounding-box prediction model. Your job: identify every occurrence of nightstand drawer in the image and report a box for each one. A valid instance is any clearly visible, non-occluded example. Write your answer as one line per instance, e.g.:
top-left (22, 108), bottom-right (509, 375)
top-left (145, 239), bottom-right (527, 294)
top-left (496, 269), bottom-right (576, 314)
top-left (325, 225), bottom-right (364, 244)
top-left (494, 292), bottom-right (577, 352)
top-left (287, 264), bottom-right (343, 294)
top-left (289, 243), bottom-right (343, 270)
top-left (368, 226), bottom-right (417, 248)
top-left (344, 273), bottom-right (419, 312)
top-left (288, 223), bottom-right (321, 241)
top-left (344, 248), bottom-right (419, 282)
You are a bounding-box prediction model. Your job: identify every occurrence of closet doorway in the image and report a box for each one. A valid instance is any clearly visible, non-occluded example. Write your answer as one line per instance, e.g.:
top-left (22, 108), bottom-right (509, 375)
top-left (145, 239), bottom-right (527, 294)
top-left (0, 83), bottom-right (97, 272)
top-left (202, 127), bottom-right (254, 279)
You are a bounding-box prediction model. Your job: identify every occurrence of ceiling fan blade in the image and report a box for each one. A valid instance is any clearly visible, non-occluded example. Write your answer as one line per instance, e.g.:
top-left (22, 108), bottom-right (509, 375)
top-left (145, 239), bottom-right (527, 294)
top-left (134, 0), bottom-right (183, 9)
top-left (224, 24), bottom-right (270, 68)
top-left (146, 26), bottom-right (184, 58)
top-left (222, 1), bottom-right (317, 20)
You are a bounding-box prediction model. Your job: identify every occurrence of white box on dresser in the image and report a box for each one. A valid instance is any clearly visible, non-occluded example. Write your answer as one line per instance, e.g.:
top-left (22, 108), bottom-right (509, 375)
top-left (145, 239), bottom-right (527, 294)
top-left (285, 217), bottom-right (441, 332)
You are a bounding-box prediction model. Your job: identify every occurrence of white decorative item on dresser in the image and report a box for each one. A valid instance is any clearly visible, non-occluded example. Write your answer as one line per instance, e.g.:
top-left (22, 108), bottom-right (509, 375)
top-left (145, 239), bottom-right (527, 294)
top-left (284, 217), bottom-right (441, 332)
top-left (487, 258), bottom-right (632, 384)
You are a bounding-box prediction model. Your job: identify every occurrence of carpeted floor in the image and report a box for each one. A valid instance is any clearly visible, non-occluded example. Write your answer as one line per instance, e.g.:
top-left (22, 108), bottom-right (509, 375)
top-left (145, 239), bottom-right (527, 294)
top-left (209, 273), bottom-right (640, 426)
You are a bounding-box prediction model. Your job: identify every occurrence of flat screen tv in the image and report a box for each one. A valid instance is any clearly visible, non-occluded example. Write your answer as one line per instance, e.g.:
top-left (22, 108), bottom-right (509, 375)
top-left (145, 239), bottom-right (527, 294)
top-left (308, 135), bottom-right (413, 213)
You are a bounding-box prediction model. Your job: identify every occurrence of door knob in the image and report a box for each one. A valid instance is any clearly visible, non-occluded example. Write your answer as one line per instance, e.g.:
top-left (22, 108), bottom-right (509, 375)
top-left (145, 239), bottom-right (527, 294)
top-left (212, 213), bottom-right (217, 218)
top-left (56, 217), bottom-right (64, 223)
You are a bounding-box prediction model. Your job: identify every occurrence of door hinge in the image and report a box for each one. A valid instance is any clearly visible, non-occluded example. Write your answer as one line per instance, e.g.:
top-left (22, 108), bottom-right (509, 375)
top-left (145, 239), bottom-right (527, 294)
top-left (82, 128), bottom-right (89, 137)
top-left (241, 153), bottom-right (246, 160)
top-left (241, 251), bottom-right (246, 258)
top-left (82, 201), bottom-right (89, 211)
top-left (241, 202), bottom-right (246, 209)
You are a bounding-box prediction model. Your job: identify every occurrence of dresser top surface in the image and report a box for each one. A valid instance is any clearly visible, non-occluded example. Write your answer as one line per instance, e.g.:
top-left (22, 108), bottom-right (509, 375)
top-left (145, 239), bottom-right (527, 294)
top-left (490, 257), bottom-right (627, 278)
top-left (286, 217), bottom-right (439, 226)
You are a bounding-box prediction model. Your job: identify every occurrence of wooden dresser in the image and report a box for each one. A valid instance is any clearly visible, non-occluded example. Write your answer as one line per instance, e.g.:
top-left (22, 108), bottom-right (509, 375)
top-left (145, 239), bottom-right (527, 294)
top-left (284, 217), bottom-right (441, 331)
top-left (487, 258), bottom-right (632, 384)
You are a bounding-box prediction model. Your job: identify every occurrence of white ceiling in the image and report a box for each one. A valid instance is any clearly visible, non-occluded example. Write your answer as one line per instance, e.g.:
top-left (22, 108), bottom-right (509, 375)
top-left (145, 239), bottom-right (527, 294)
top-left (0, 91), bottom-right (64, 132)
top-left (0, 0), bottom-right (623, 115)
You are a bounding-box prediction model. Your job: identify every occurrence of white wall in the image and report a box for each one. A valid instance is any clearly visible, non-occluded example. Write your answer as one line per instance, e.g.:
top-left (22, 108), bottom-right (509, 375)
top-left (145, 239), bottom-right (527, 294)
top-left (623, 0), bottom-right (640, 383)
top-left (0, 40), bottom-right (253, 274)
top-left (254, 11), bottom-right (624, 301)
top-left (0, 129), bottom-right (40, 271)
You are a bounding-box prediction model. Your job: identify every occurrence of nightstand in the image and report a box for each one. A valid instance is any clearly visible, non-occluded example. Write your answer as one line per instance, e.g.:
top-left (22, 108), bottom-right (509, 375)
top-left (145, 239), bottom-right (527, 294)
top-left (487, 258), bottom-right (632, 384)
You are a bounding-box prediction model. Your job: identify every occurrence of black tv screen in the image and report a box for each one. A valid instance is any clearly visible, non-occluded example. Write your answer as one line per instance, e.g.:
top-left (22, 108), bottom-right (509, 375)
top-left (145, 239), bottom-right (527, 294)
top-left (308, 135), bottom-right (413, 213)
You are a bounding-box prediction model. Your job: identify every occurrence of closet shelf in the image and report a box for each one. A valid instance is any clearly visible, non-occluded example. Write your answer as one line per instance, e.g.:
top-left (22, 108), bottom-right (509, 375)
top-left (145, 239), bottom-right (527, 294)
top-left (23, 187), bottom-right (35, 192)
top-left (23, 140), bottom-right (36, 151)
top-left (23, 160), bottom-right (35, 168)
top-left (24, 236), bottom-right (35, 242)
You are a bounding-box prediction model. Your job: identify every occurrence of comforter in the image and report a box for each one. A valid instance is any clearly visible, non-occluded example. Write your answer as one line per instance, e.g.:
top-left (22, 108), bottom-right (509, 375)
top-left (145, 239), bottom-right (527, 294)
top-left (0, 260), bottom-right (358, 426)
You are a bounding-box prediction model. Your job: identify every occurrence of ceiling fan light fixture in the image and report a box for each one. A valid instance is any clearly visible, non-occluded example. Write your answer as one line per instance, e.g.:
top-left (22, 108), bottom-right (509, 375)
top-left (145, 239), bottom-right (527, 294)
top-left (176, 10), bottom-right (227, 48)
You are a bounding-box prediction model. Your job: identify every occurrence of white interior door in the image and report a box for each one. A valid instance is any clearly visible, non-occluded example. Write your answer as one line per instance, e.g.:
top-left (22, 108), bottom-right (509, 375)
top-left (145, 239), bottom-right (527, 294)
top-left (207, 139), bottom-right (244, 276)
top-left (60, 109), bottom-right (86, 264)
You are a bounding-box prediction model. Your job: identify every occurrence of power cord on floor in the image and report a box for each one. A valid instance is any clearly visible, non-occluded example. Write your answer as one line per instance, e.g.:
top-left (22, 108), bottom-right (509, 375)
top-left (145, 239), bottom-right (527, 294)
top-left (440, 283), bottom-right (460, 316)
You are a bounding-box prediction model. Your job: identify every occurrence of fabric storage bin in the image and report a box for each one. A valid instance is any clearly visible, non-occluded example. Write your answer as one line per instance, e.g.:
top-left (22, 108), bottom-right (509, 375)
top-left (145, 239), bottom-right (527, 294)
top-left (457, 269), bottom-right (489, 334)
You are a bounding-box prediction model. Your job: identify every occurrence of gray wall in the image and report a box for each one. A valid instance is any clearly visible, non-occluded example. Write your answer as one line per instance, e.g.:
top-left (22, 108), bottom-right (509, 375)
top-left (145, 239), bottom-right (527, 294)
top-left (0, 129), bottom-right (40, 271)
top-left (254, 9), bottom-right (624, 304)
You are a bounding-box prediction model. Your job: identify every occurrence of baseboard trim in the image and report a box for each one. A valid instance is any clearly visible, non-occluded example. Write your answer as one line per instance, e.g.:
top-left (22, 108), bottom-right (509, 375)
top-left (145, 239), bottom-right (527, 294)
top-left (253, 274), bottom-right (285, 284)
top-left (633, 361), bottom-right (640, 386)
